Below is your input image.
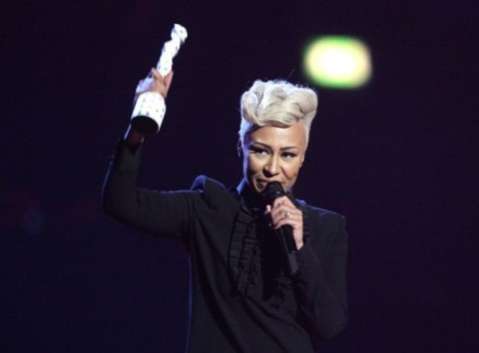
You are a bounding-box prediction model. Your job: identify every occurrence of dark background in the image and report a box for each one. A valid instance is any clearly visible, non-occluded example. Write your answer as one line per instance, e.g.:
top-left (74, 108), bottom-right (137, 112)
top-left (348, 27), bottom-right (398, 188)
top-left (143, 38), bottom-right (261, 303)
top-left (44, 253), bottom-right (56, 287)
top-left (2, 0), bottom-right (477, 352)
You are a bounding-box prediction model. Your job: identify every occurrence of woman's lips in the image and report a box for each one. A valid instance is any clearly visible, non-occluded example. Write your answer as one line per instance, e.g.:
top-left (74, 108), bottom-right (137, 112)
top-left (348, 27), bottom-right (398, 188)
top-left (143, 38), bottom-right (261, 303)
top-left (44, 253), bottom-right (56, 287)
top-left (258, 178), bottom-right (281, 184)
top-left (256, 179), bottom-right (283, 189)
top-left (254, 179), bottom-right (267, 191)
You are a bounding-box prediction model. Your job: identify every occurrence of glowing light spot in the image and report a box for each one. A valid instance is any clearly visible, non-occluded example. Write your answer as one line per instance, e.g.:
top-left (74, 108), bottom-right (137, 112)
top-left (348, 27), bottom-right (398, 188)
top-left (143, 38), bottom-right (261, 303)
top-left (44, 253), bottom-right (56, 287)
top-left (303, 36), bottom-right (372, 89)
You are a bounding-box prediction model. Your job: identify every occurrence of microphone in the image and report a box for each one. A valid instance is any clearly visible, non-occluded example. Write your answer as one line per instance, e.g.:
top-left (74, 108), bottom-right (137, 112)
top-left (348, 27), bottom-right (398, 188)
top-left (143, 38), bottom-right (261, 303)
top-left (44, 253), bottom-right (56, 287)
top-left (262, 182), bottom-right (299, 276)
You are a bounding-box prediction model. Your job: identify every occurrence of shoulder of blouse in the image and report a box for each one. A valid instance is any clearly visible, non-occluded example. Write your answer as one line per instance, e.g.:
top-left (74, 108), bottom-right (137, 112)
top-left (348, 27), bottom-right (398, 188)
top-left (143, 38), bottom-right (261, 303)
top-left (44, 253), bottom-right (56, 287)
top-left (296, 199), bottom-right (345, 221)
top-left (296, 200), bottom-right (347, 242)
top-left (190, 175), bottom-right (240, 211)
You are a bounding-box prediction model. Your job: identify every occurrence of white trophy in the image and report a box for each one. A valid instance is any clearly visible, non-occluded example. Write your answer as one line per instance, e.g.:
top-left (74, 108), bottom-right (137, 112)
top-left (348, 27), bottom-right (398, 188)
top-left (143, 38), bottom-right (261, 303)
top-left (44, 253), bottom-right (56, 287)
top-left (130, 24), bottom-right (188, 134)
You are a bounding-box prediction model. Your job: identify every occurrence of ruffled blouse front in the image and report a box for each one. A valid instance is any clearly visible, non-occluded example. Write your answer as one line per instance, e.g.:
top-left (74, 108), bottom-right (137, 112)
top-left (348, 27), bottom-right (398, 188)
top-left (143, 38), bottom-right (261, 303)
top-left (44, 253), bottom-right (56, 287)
top-left (227, 187), bottom-right (309, 310)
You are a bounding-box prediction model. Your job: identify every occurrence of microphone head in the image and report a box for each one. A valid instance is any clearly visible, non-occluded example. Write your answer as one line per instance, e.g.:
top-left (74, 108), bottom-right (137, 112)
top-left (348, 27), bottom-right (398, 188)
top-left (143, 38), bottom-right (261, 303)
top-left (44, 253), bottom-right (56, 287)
top-left (261, 182), bottom-right (285, 203)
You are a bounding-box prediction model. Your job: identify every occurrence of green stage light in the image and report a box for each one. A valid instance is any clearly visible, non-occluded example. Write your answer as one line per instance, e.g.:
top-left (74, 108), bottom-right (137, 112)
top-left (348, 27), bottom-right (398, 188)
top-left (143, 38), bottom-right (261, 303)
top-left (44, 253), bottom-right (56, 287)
top-left (303, 36), bottom-right (372, 89)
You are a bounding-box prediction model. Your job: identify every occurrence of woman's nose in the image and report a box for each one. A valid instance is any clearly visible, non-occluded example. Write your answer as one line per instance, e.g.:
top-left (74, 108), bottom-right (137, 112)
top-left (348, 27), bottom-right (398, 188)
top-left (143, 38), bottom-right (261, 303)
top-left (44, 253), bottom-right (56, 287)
top-left (264, 157), bottom-right (280, 177)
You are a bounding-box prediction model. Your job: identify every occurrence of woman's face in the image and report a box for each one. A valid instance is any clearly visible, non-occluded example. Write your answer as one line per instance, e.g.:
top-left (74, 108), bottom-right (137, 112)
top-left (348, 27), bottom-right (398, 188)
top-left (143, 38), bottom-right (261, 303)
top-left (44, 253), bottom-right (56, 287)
top-left (241, 122), bottom-right (307, 193)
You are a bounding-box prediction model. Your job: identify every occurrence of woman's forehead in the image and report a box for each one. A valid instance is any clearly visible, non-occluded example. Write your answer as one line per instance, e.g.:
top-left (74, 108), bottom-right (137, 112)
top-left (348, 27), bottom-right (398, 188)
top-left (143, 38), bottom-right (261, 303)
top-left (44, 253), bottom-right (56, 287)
top-left (246, 123), bottom-right (307, 149)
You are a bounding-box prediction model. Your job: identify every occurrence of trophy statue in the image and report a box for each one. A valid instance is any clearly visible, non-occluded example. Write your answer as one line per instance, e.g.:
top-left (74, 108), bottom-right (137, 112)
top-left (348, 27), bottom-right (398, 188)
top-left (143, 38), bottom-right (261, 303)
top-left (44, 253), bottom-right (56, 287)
top-left (130, 24), bottom-right (188, 134)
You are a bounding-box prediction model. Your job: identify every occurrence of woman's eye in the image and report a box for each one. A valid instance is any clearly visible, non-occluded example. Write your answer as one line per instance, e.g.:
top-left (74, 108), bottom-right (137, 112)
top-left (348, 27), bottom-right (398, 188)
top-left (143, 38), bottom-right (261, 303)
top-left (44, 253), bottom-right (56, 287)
top-left (250, 147), bottom-right (269, 156)
top-left (282, 152), bottom-right (297, 159)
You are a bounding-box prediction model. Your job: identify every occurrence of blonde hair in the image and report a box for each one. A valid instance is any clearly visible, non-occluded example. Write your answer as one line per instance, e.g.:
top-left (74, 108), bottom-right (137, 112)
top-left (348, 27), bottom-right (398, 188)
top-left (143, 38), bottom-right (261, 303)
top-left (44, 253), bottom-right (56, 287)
top-left (239, 79), bottom-right (318, 145)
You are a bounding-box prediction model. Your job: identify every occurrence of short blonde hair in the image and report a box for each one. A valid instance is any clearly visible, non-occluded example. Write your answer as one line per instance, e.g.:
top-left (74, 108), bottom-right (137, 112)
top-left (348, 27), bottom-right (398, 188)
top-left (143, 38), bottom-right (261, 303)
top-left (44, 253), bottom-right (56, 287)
top-left (239, 79), bottom-right (318, 145)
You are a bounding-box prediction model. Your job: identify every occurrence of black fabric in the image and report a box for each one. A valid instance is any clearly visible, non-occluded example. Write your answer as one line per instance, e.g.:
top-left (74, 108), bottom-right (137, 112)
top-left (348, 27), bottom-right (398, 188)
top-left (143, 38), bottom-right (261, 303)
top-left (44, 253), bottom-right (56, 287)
top-left (102, 141), bottom-right (349, 353)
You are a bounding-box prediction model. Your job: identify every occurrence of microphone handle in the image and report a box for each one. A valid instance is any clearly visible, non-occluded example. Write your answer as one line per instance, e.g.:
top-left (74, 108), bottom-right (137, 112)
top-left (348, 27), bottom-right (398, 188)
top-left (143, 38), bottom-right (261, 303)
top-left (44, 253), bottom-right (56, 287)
top-left (276, 224), bottom-right (299, 276)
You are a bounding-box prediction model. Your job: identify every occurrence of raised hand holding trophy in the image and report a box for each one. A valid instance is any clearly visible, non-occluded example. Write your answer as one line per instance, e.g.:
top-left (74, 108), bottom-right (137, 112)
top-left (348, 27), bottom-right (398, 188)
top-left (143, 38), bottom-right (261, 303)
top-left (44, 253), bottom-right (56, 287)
top-left (130, 24), bottom-right (188, 135)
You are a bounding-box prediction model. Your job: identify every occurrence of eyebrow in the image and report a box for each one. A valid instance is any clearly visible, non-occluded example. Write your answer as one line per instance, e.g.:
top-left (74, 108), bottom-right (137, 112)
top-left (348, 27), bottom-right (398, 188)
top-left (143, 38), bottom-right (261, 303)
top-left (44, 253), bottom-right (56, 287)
top-left (250, 141), bottom-right (299, 151)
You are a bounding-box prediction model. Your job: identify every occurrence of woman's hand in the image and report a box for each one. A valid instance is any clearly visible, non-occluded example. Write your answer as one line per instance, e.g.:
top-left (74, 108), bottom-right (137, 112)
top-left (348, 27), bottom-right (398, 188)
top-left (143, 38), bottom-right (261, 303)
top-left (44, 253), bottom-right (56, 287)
top-left (266, 196), bottom-right (304, 250)
top-left (125, 68), bottom-right (174, 146)
top-left (134, 68), bottom-right (174, 101)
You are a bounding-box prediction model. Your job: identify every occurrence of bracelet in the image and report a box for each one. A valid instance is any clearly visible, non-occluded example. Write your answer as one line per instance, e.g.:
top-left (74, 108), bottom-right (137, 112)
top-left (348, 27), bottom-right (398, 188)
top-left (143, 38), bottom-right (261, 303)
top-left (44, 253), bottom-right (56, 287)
top-left (131, 91), bottom-right (167, 131)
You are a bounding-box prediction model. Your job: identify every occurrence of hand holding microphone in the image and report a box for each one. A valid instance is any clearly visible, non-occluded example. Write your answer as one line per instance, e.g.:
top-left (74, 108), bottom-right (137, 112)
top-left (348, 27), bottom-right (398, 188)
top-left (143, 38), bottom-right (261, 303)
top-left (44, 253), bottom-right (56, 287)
top-left (266, 198), bottom-right (304, 250)
top-left (263, 182), bottom-right (304, 276)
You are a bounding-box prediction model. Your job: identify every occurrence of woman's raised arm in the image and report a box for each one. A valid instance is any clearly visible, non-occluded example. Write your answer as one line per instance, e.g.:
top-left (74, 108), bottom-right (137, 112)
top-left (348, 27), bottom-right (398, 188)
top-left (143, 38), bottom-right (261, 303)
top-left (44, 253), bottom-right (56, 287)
top-left (102, 69), bottom-right (198, 240)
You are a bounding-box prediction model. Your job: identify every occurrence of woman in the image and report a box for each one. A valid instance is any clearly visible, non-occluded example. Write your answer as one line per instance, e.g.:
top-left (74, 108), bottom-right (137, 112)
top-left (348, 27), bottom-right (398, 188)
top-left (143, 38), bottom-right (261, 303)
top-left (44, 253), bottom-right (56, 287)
top-left (102, 68), bottom-right (348, 352)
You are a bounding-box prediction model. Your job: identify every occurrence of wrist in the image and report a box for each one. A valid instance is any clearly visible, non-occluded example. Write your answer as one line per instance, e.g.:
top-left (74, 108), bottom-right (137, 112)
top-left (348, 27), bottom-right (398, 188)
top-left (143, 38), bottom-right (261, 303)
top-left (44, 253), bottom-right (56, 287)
top-left (124, 125), bottom-right (145, 149)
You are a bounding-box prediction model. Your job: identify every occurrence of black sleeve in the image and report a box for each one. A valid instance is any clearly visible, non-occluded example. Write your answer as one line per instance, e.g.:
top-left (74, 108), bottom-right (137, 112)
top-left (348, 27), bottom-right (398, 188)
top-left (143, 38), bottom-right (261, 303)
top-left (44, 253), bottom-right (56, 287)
top-left (101, 141), bottom-right (200, 239)
top-left (293, 211), bottom-right (349, 341)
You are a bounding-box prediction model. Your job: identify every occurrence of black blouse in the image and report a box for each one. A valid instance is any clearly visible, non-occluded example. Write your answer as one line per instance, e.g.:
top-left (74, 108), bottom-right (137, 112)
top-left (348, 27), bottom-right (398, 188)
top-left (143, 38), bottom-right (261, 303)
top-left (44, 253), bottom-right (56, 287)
top-left (102, 141), bottom-right (349, 353)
